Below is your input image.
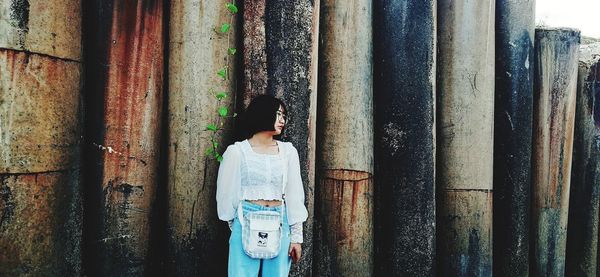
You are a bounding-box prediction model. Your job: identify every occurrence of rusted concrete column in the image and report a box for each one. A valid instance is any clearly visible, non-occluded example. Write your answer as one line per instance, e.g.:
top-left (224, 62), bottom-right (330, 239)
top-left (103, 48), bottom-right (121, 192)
top-left (0, 0), bottom-right (82, 275)
top-left (372, 0), bottom-right (436, 276)
top-left (242, 1), bottom-right (319, 275)
top-left (81, 0), bottom-right (164, 275)
top-left (565, 43), bottom-right (600, 277)
top-left (166, 0), bottom-right (238, 275)
top-left (314, 0), bottom-right (373, 276)
top-left (493, 1), bottom-right (535, 276)
top-left (531, 27), bottom-right (580, 277)
top-left (436, 0), bottom-right (495, 275)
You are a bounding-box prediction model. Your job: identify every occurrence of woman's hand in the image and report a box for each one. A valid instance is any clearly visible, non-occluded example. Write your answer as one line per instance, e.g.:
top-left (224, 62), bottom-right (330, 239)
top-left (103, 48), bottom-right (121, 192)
top-left (288, 243), bottom-right (302, 263)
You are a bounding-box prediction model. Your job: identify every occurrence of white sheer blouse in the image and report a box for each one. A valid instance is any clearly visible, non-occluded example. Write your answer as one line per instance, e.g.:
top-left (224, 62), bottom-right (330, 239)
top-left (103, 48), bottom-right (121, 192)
top-left (216, 139), bottom-right (308, 242)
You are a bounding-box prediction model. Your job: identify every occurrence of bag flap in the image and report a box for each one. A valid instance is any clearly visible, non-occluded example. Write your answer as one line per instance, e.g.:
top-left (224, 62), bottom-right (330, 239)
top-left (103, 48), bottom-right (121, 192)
top-left (247, 212), bottom-right (280, 230)
top-left (249, 218), bottom-right (280, 230)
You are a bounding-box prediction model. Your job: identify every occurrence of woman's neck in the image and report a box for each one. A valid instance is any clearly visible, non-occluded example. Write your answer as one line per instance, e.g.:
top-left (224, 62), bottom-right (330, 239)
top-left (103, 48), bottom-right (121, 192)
top-left (249, 132), bottom-right (276, 146)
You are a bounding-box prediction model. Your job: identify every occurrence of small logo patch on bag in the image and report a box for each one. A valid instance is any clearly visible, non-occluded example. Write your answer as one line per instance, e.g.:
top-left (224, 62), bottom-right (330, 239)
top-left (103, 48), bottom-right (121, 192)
top-left (258, 232), bottom-right (268, 246)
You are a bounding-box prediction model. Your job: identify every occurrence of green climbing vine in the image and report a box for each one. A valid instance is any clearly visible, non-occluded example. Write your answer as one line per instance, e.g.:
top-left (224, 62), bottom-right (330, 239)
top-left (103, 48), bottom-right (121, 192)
top-left (205, 1), bottom-right (238, 162)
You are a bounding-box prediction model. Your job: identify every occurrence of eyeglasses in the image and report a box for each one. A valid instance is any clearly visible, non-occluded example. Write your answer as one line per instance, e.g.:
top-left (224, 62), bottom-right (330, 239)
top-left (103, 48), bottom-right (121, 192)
top-left (276, 110), bottom-right (287, 121)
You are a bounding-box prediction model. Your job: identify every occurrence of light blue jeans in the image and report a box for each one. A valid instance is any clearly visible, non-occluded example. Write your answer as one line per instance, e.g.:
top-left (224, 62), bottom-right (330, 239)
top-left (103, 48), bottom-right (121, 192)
top-left (229, 201), bottom-right (292, 277)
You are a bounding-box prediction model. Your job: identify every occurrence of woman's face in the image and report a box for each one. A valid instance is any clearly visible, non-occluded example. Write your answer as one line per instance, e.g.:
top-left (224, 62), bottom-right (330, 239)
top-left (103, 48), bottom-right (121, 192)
top-left (274, 105), bottom-right (286, 135)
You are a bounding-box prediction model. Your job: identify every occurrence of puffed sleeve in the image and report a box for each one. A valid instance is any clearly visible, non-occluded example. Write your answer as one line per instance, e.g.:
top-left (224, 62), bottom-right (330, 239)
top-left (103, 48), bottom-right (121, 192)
top-left (216, 144), bottom-right (242, 222)
top-left (285, 143), bottom-right (309, 226)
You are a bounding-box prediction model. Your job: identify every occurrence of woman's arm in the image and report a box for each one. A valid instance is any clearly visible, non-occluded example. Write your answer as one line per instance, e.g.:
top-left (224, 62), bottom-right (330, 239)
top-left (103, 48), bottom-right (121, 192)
top-left (216, 144), bottom-right (242, 222)
top-left (289, 223), bottom-right (303, 243)
top-left (284, 143), bottom-right (309, 243)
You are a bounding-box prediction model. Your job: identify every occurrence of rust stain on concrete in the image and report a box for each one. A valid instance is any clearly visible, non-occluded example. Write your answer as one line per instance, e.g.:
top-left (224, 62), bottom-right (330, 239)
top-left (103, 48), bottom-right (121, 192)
top-left (91, 0), bottom-right (164, 274)
top-left (0, 49), bottom-right (80, 172)
top-left (319, 169), bottom-right (373, 274)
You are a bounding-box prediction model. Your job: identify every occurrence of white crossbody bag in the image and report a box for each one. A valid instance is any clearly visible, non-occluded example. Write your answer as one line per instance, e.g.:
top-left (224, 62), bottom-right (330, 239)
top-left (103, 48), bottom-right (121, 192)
top-left (237, 142), bottom-right (288, 259)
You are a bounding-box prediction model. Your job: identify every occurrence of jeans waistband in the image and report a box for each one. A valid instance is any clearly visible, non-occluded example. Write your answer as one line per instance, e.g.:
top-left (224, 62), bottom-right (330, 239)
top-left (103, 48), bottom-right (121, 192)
top-left (241, 200), bottom-right (284, 212)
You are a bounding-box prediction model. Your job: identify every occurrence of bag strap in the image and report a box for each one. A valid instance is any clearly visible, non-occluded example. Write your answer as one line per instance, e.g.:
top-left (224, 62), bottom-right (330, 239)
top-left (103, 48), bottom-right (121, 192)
top-left (237, 143), bottom-right (245, 228)
top-left (279, 142), bottom-right (287, 224)
top-left (280, 141), bottom-right (288, 200)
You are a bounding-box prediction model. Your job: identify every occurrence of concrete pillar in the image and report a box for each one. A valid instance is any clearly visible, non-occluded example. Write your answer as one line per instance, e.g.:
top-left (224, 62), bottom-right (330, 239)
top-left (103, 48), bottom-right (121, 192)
top-left (0, 0), bottom-right (82, 275)
top-left (314, 0), bottom-right (373, 276)
top-left (81, 0), bottom-right (164, 275)
top-left (565, 43), bottom-right (600, 277)
top-left (436, 0), bottom-right (495, 275)
top-left (166, 0), bottom-right (238, 275)
top-left (242, 1), bottom-right (319, 275)
top-left (531, 27), bottom-right (580, 277)
top-left (372, 0), bottom-right (436, 276)
top-left (493, 1), bottom-right (535, 276)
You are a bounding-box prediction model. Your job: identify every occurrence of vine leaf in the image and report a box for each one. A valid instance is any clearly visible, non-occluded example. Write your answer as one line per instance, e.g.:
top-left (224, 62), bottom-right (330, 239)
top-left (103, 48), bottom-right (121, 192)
top-left (218, 106), bottom-right (228, 117)
top-left (216, 92), bottom-right (227, 100)
top-left (220, 23), bottom-right (231, 33)
top-left (217, 67), bottom-right (227, 79)
top-left (228, 48), bottom-right (237, 55)
top-left (226, 3), bottom-right (238, 14)
top-left (206, 124), bottom-right (218, 131)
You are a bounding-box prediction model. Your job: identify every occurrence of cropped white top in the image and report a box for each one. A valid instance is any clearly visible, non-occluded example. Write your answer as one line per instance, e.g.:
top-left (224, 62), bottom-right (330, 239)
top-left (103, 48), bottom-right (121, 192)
top-left (216, 139), bottom-right (308, 240)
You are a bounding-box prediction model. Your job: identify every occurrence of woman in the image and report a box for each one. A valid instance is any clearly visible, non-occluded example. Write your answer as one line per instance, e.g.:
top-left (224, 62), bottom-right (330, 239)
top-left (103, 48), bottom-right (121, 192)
top-left (216, 95), bottom-right (308, 276)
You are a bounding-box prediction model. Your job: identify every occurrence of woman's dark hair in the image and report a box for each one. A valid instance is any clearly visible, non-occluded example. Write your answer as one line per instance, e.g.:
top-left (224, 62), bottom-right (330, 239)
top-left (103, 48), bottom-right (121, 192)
top-left (242, 94), bottom-right (287, 138)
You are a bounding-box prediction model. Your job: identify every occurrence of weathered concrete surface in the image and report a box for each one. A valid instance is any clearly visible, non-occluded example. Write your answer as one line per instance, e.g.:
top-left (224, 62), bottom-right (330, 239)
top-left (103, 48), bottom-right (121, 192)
top-left (437, 0), bottom-right (495, 275)
top-left (242, 0), bottom-right (267, 107)
top-left (372, 0), bottom-right (436, 276)
top-left (0, 171), bottom-right (81, 276)
top-left (493, 1), bottom-right (535, 276)
top-left (315, 170), bottom-right (373, 276)
top-left (0, 51), bottom-right (81, 173)
top-left (531, 27), bottom-right (580, 277)
top-left (81, 0), bottom-right (164, 275)
top-left (316, 0), bottom-right (372, 172)
top-left (565, 43), bottom-right (600, 277)
top-left (0, 0), bottom-right (81, 60)
top-left (314, 0), bottom-right (372, 275)
top-left (243, 1), bottom-right (319, 276)
top-left (0, 3), bottom-right (82, 271)
top-left (167, 0), bottom-right (238, 275)
top-left (437, 190), bottom-right (493, 276)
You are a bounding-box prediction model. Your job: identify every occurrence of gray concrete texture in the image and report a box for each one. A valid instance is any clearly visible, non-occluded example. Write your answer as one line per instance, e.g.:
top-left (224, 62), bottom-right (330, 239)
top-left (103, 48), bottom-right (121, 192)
top-left (437, 0), bottom-right (495, 275)
top-left (167, 0), bottom-right (238, 275)
top-left (314, 0), bottom-right (373, 275)
top-left (0, 0), bottom-right (82, 274)
top-left (531, 27), bottom-right (580, 277)
top-left (4, 1), bottom-right (600, 276)
top-left (565, 42), bottom-right (600, 277)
